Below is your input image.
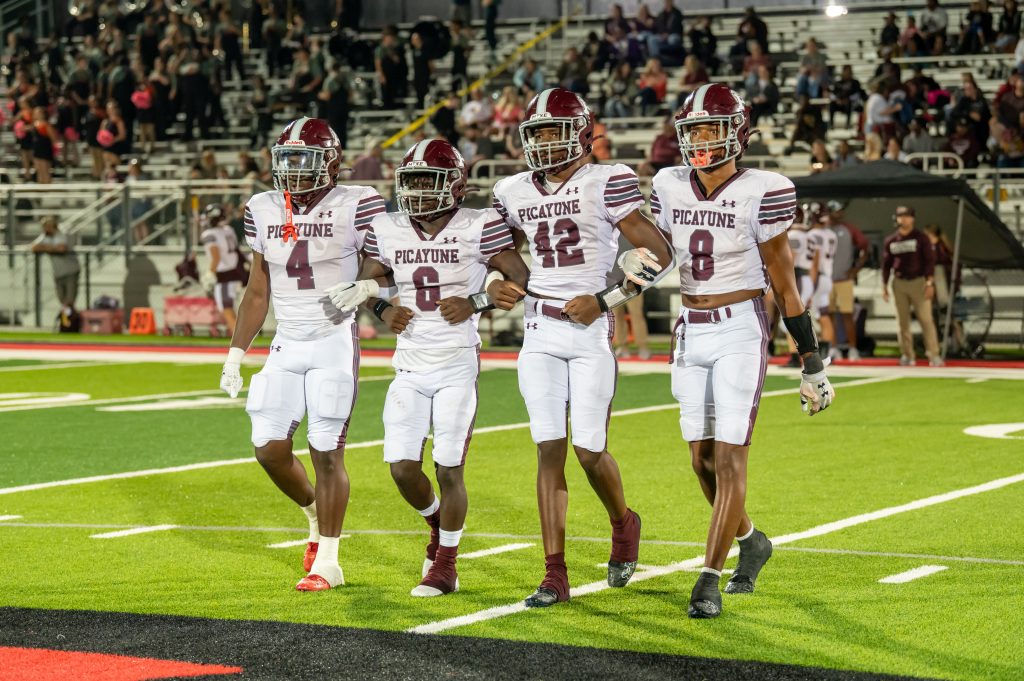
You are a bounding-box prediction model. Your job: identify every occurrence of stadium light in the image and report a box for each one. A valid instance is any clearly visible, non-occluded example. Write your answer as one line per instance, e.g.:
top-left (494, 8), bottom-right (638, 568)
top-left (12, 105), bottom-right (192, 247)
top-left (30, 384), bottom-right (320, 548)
top-left (825, 3), bottom-right (848, 18)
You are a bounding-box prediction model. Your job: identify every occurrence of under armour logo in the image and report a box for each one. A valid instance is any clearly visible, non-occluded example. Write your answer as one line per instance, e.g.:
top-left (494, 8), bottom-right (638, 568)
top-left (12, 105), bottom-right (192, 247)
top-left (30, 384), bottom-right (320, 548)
top-left (565, 186), bottom-right (579, 195)
top-left (526, 322), bottom-right (538, 330)
top-left (721, 199), bottom-right (736, 208)
top-left (442, 236), bottom-right (459, 244)
top-left (271, 345), bottom-right (282, 352)
top-left (317, 210), bottom-right (333, 219)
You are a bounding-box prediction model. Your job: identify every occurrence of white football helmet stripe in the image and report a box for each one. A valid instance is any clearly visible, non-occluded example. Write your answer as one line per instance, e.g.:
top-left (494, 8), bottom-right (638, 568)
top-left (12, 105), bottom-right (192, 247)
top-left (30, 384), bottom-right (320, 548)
top-left (536, 88), bottom-right (553, 116)
top-left (289, 117), bottom-right (311, 142)
top-left (691, 84), bottom-right (712, 113)
top-left (411, 139), bottom-right (432, 162)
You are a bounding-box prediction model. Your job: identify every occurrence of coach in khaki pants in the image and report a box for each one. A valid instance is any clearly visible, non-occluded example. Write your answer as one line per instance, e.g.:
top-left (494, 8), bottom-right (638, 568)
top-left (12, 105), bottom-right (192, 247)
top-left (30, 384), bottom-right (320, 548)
top-left (881, 206), bottom-right (943, 366)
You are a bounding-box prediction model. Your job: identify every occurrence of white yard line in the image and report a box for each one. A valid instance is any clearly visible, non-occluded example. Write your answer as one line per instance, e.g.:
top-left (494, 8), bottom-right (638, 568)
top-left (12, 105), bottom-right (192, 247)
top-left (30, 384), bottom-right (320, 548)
top-left (461, 543), bottom-right (535, 559)
top-left (266, 536), bottom-right (349, 548)
top-left (0, 361), bottom-right (114, 372)
top-left (407, 469), bottom-right (1024, 635)
top-left (0, 515), bottom-right (23, 521)
top-left (90, 524), bottom-right (178, 539)
top-left (0, 375), bottom-right (897, 497)
top-left (879, 565), bottom-right (949, 583)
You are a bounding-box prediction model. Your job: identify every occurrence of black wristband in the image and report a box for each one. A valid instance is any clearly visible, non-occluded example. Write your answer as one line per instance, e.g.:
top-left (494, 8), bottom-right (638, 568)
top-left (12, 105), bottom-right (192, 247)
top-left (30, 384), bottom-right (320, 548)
top-left (596, 293), bottom-right (609, 312)
top-left (469, 291), bottom-right (496, 313)
top-left (372, 299), bottom-right (392, 321)
top-left (782, 310), bottom-right (819, 356)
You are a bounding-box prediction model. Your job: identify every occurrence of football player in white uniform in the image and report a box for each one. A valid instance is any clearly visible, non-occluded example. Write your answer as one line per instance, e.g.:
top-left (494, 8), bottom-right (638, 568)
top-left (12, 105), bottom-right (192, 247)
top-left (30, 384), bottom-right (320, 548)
top-left (492, 88), bottom-right (673, 608)
top-left (199, 203), bottom-right (249, 335)
top-left (811, 207), bottom-right (840, 359)
top-left (652, 83), bottom-right (835, 618)
top-left (218, 117), bottom-right (387, 592)
top-left (783, 204), bottom-right (820, 367)
top-left (326, 139), bottom-right (529, 597)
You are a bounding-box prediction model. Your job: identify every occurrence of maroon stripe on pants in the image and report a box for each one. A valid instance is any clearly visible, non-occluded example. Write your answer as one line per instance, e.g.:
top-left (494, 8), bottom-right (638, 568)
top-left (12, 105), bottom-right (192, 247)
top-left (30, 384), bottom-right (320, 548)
top-left (336, 323), bottom-right (361, 452)
top-left (286, 420), bottom-right (301, 439)
top-left (458, 346), bottom-right (482, 466)
top-left (743, 297), bottom-right (771, 447)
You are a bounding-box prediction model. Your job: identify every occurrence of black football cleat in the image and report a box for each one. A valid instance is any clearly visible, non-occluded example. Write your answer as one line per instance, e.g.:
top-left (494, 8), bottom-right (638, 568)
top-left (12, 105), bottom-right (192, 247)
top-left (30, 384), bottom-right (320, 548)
top-left (608, 510), bottom-right (641, 587)
top-left (687, 571), bottom-right (722, 619)
top-left (524, 587), bottom-right (564, 608)
top-left (724, 529), bottom-right (773, 595)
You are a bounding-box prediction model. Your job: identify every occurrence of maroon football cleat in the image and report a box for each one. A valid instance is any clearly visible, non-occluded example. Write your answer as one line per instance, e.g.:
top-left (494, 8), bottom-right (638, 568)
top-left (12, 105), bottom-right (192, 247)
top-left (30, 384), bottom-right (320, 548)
top-left (303, 542), bottom-right (318, 573)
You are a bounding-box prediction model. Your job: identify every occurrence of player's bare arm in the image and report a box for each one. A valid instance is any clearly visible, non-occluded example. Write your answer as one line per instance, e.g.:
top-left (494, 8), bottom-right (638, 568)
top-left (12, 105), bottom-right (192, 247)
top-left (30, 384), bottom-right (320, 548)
top-left (230, 251), bottom-right (271, 351)
top-left (485, 248), bottom-right (529, 311)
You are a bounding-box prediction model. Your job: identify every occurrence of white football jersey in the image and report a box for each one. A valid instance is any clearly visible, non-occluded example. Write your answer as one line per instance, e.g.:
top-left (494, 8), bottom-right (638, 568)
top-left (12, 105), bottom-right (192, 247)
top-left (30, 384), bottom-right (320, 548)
top-left (789, 226), bottom-right (817, 272)
top-left (364, 207), bottom-right (514, 354)
top-left (244, 185), bottom-right (386, 340)
top-left (201, 224), bottom-right (240, 273)
top-left (491, 163), bottom-right (644, 298)
top-left (651, 167), bottom-right (796, 295)
top-left (809, 227), bottom-right (838, 279)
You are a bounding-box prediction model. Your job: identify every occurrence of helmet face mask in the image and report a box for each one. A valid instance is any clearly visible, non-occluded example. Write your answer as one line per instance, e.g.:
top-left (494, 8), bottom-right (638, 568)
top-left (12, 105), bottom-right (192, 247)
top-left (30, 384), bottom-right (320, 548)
top-left (271, 117), bottom-right (342, 196)
top-left (519, 88), bottom-right (594, 173)
top-left (675, 84), bottom-right (750, 172)
top-left (395, 140), bottom-right (467, 220)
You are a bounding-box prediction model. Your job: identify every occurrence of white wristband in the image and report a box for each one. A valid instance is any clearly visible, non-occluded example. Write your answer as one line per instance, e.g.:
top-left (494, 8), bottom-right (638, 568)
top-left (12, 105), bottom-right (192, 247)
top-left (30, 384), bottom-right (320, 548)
top-left (226, 346), bottom-right (245, 365)
top-left (484, 270), bottom-right (505, 288)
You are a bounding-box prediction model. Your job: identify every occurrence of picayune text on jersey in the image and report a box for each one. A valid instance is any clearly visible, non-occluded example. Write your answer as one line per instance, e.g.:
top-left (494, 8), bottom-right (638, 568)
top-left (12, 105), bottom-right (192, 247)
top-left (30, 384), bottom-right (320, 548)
top-left (267, 223), bottom-right (334, 239)
top-left (394, 248), bottom-right (460, 265)
top-left (517, 199), bottom-right (581, 222)
top-left (672, 209), bottom-right (737, 229)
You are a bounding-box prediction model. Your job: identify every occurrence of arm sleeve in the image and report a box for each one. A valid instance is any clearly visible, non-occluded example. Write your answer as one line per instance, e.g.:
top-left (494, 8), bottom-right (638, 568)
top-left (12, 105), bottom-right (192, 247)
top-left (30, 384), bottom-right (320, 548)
top-left (603, 165), bottom-right (645, 225)
top-left (243, 203), bottom-right (264, 254)
top-left (753, 175), bottom-right (797, 243)
top-left (479, 210), bottom-right (516, 261)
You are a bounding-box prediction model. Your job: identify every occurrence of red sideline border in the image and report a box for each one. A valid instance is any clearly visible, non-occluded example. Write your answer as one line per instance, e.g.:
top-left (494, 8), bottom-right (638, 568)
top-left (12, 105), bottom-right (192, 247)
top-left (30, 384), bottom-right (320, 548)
top-left (1, 341), bottom-right (1023, 368)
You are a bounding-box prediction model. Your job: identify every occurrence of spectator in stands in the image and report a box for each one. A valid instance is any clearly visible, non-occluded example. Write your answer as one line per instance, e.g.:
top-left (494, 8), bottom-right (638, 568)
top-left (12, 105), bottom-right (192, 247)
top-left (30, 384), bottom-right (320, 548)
top-left (631, 4), bottom-right (656, 45)
top-left (451, 0), bottom-right (471, 24)
top-left (336, 0), bottom-right (363, 31)
top-left (458, 124), bottom-right (491, 173)
top-left (31, 217), bottom-right (80, 315)
top-left (282, 14), bottom-right (309, 67)
top-left (919, 0), bottom-right (949, 54)
top-left (410, 32), bottom-right (434, 109)
top-left (903, 117), bottom-right (938, 157)
top-left (945, 117), bottom-right (983, 167)
top-left (135, 12), bottom-right (160, 74)
top-left (637, 119), bottom-right (680, 176)
top-left (590, 112), bottom-right (612, 161)
top-left (796, 65), bottom-right (829, 101)
top-left (234, 151), bottom-right (261, 180)
top-left (729, 7), bottom-right (768, 74)
top-left (493, 86), bottom-right (524, 135)
top-left (101, 100), bottom-right (128, 173)
top-left (449, 20), bottom-right (472, 89)
top-left (65, 0), bottom-right (99, 39)
top-left (318, 62), bottom-right (351, 151)
top-left (741, 42), bottom-right (772, 86)
top-left (148, 57), bottom-right (172, 142)
top-left (874, 56), bottom-right (902, 90)
top-left (484, 0), bottom-right (501, 58)
top-left (600, 25), bottom-right (643, 70)
top-left (176, 46), bottom-right (208, 141)
top-left (865, 82), bottom-right (901, 141)
top-left (675, 55), bottom-right (710, 108)
top-left (215, 8), bottom-right (245, 83)
top-left (958, 0), bottom-right (995, 54)
top-left (431, 92), bottom-right (461, 145)
top-left (799, 39), bottom-right (829, 85)
top-left (833, 139), bottom-right (861, 167)
top-left (648, 0), bottom-right (684, 65)
top-left (12, 100), bottom-right (34, 181)
top-left (996, 0), bottom-right (1022, 51)
top-left (247, 75), bottom-right (274, 150)
top-left (948, 78), bottom-right (990, 149)
top-left (808, 139), bottom-right (833, 173)
top-left (603, 61), bottom-right (638, 118)
top-left (262, 5), bottom-right (286, 78)
top-left (900, 15), bottom-right (929, 57)
top-left (199, 150), bottom-right (219, 180)
top-left (503, 122), bottom-right (524, 159)
top-left (132, 79), bottom-right (155, 155)
top-left (83, 95), bottom-right (106, 179)
top-left (863, 132), bottom-right (884, 160)
top-left (375, 28), bottom-right (408, 110)
top-left (884, 136), bottom-right (909, 162)
top-left (606, 4), bottom-right (631, 36)
top-left (28, 106), bottom-right (58, 184)
top-left (55, 90), bottom-right (80, 176)
top-left (513, 58), bottom-right (546, 95)
top-left (349, 138), bottom-right (391, 181)
top-left (634, 58), bottom-right (667, 115)
top-left (829, 65), bottom-right (864, 128)
top-left (556, 47), bottom-right (589, 96)
top-left (126, 158), bottom-right (152, 243)
top-left (746, 65), bottom-right (779, 127)
top-left (994, 72), bottom-right (1024, 135)
top-left (878, 12), bottom-right (900, 58)
top-left (882, 205), bottom-right (943, 366)
top-left (688, 16), bottom-right (719, 73)
top-left (460, 88), bottom-right (493, 129)
top-left (788, 96), bottom-right (827, 153)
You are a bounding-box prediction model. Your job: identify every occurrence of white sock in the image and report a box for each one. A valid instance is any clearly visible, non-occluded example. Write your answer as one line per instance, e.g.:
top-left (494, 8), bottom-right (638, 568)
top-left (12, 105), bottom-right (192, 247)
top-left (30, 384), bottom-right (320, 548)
top-left (736, 524), bottom-right (755, 542)
top-left (309, 535), bottom-right (340, 574)
top-left (418, 497), bottom-right (440, 517)
top-left (700, 567), bottom-right (722, 577)
top-left (301, 500), bottom-right (319, 542)
top-left (439, 528), bottom-right (463, 548)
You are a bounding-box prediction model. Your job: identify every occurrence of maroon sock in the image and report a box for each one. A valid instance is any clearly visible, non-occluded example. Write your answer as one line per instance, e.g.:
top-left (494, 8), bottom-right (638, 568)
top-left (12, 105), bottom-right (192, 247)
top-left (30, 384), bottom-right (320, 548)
top-left (610, 508), bottom-right (635, 531)
top-left (541, 552), bottom-right (570, 600)
top-left (435, 544), bottom-right (458, 566)
top-left (424, 510), bottom-right (441, 561)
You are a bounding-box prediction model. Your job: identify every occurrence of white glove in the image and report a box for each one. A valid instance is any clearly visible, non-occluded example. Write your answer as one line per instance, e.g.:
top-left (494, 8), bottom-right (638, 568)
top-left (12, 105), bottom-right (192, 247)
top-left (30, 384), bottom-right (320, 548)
top-left (617, 247), bottom-right (662, 286)
top-left (220, 347), bottom-right (245, 398)
top-left (326, 280), bottom-right (380, 313)
top-left (800, 368), bottom-right (835, 415)
top-left (200, 270), bottom-right (217, 291)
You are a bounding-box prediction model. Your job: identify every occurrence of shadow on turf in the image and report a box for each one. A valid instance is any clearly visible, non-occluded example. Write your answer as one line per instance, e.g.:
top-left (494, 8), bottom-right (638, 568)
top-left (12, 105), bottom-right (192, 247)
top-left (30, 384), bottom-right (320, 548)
top-left (0, 607), bottom-right (945, 681)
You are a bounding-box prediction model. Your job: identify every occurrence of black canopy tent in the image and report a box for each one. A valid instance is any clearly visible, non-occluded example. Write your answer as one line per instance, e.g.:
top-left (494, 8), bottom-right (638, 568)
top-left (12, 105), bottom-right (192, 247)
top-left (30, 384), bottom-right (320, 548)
top-left (791, 160), bottom-right (1024, 356)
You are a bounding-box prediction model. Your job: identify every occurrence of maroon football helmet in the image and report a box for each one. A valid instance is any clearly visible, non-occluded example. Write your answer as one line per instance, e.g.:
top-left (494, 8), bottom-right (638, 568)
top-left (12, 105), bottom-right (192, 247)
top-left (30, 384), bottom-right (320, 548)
top-left (271, 117), bottom-right (343, 195)
top-left (519, 87), bottom-right (595, 173)
top-left (674, 83), bottom-right (751, 170)
top-left (395, 139), bottom-right (467, 219)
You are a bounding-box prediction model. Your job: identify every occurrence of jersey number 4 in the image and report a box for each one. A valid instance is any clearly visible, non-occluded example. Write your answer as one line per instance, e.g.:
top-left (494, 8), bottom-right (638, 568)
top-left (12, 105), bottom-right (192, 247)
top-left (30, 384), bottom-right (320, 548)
top-left (689, 229), bottom-right (715, 281)
top-left (534, 218), bottom-right (585, 268)
top-left (286, 240), bottom-right (315, 289)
